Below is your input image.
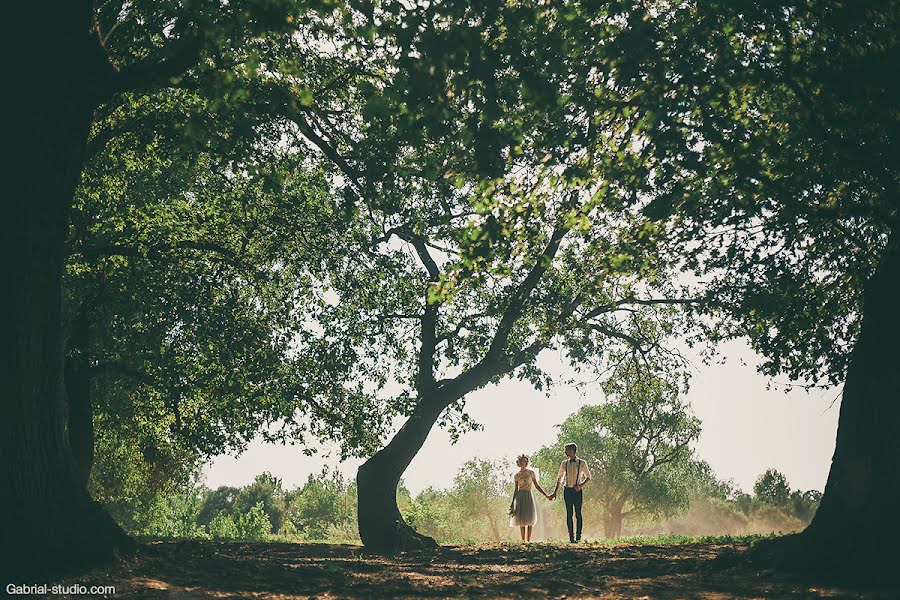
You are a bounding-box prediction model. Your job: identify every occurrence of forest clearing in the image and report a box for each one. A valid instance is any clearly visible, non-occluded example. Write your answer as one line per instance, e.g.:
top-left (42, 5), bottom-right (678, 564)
top-left (7, 1), bottom-right (900, 594)
top-left (50, 538), bottom-right (892, 599)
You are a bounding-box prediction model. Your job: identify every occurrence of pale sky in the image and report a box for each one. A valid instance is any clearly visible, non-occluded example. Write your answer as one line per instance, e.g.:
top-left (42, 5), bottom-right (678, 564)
top-left (203, 338), bottom-right (841, 495)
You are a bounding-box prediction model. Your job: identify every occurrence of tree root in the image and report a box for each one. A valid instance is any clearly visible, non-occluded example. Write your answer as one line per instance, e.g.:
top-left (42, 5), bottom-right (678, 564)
top-left (750, 530), bottom-right (896, 586)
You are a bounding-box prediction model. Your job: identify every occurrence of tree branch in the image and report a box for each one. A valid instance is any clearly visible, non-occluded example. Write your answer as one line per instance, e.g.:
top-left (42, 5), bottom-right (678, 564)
top-left (113, 31), bottom-right (205, 93)
top-left (581, 296), bottom-right (699, 321)
top-left (77, 239), bottom-right (237, 262)
top-left (485, 226), bottom-right (569, 359)
top-left (90, 361), bottom-right (154, 385)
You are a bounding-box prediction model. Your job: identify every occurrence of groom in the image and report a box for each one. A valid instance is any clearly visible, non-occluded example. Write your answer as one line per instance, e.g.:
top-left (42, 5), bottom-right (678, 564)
top-left (550, 442), bottom-right (592, 543)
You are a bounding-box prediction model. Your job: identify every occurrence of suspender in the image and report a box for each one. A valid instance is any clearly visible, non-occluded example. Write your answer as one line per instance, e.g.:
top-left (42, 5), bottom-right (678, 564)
top-left (566, 458), bottom-right (581, 488)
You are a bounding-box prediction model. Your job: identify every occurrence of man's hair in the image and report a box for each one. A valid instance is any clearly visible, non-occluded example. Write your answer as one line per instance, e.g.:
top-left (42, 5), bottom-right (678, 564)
top-left (517, 454), bottom-right (529, 464)
top-left (564, 442), bottom-right (577, 453)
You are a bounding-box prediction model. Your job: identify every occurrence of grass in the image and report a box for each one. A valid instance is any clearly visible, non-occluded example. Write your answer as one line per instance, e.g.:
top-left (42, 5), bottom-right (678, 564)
top-left (138, 532), bottom-right (780, 549)
top-left (489, 533), bottom-right (777, 548)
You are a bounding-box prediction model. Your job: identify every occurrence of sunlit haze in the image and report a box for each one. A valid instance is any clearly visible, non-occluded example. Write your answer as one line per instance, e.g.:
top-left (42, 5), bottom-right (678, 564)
top-left (204, 339), bottom-right (840, 495)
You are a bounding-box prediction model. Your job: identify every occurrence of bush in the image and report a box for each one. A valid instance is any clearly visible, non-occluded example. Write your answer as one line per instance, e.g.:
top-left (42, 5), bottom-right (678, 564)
top-left (146, 492), bottom-right (208, 539)
top-left (209, 511), bottom-right (240, 540)
top-left (208, 501), bottom-right (272, 540)
top-left (236, 502), bottom-right (273, 540)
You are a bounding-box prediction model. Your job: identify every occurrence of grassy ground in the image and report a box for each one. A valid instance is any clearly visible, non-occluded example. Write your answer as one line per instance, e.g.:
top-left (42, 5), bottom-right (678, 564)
top-left (52, 536), bottom-right (894, 599)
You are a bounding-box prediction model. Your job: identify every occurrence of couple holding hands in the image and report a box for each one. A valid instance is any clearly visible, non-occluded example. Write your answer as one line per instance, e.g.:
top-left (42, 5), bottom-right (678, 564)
top-left (509, 443), bottom-right (592, 542)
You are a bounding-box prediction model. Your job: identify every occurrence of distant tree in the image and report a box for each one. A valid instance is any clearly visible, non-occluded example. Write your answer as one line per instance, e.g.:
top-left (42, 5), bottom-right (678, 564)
top-left (733, 492), bottom-right (754, 517)
top-left (233, 473), bottom-right (288, 534)
top-left (286, 470), bottom-right (357, 541)
top-left (147, 492), bottom-right (208, 540)
top-left (753, 469), bottom-right (792, 508)
top-left (789, 490), bottom-right (823, 524)
top-left (686, 460), bottom-right (737, 503)
top-left (198, 487), bottom-right (241, 532)
top-left (400, 487), bottom-right (457, 543)
top-left (536, 359), bottom-right (700, 537)
top-left (209, 501), bottom-right (272, 541)
top-left (448, 459), bottom-right (510, 542)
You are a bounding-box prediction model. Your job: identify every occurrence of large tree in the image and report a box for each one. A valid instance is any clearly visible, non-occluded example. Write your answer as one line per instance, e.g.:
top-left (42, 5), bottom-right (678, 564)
top-left (230, 0), bottom-right (706, 552)
top-left (633, 0), bottom-right (900, 577)
top-left (534, 358), bottom-right (700, 538)
top-left (2, 0), bottom-right (319, 576)
top-left (68, 87), bottom-right (345, 505)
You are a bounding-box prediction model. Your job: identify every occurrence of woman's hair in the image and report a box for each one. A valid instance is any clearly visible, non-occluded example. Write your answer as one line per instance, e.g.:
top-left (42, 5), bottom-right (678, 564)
top-left (516, 454), bottom-right (529, 465)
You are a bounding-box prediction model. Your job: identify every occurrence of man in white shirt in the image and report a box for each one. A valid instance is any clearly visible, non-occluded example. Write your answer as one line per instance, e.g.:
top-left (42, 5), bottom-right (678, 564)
top-left (550, 442), bottom-right (592, 543)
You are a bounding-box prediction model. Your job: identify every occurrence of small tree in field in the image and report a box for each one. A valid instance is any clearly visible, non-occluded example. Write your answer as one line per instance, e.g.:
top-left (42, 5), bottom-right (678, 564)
top-left (537, 359), bottom-right (700, 538)
top-left (286, 471), bottom-right (357, 541)
top-left (448, 459), bottom-right (510, 542)
top-left (754, 469), bottom-right (792, 508)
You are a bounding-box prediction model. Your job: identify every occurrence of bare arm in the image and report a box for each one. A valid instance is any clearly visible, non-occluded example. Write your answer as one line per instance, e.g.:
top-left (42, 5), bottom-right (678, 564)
top-left (531, 471), bottom-right (549, 498)
top-left (551, 462), bottom-right (564, 498)
top-left (575, 461), bottom-right (592, 491)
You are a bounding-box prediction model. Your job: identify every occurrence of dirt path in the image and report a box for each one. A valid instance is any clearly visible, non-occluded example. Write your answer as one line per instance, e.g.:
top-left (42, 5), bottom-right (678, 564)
top-left (51, 540), bottom-right (892, 599)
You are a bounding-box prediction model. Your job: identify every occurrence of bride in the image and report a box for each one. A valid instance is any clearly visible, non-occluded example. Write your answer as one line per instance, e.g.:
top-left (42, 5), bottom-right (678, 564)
top-left (508, 454), bottom-right (550, 541)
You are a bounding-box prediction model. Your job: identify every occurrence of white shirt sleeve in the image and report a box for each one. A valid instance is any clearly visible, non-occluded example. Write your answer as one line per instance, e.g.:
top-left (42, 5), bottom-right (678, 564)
top-left (581, 460), bottom-right (592, 481)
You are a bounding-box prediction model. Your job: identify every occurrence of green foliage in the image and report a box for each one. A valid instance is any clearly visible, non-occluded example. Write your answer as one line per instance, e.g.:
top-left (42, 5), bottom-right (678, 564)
top-left (789, 489), bottom-right (823, 523)
top-left (148, 493), bottom-right (209, 539)
top-left (69, 85), bottom-right (345, 456)
top-left (207, 502), bottom-right (273, 541)
top-left (633, 2), bottom-right (900, 386)
top-left (235, 473), bottom-right (288, 534)
top-left (750, 468), bottom-right (822, 524)
top-left (753, 469), bottom-right (792, 507)
top-left (403, 458), bottom-right (514, 543)
top-left (197, 486), bottom-right (241, 531)
top-left (208, 511), bottom-right (241, 541)
top-left (237, 502), bottom-right (275, 541)
top-left (285, 470), bottom-right (358, 541)
top-left (89, 409), bottom-right (200, 535)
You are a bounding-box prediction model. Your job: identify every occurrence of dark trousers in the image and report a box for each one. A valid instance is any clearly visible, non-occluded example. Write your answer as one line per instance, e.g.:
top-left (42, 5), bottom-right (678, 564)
top-left (563, 487), bottom-right (583, 541)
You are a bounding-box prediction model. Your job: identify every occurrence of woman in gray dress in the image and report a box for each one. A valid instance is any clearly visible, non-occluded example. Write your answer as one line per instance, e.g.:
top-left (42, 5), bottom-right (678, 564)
top-left (508, 455), bottom-right (550, 541)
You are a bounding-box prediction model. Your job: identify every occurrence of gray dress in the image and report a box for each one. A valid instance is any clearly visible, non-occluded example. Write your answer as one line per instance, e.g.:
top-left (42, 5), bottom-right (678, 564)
top-left (509, 469), bottom-right (537, 527)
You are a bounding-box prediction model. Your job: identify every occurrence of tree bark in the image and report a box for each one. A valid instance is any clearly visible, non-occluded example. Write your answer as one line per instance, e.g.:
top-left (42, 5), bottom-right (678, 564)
top-left (603, 499), bottom-right (625, 538)
top-left (1, 5), bottom-right (132, 579)
top-left (65, 316), bottom-right (95, 486)
top-left (357, 397), bottom-right (446, 553)
top-left (487, 509), bottom-right (501, 542)
top-left (754, 239), bottom-right (900, 580)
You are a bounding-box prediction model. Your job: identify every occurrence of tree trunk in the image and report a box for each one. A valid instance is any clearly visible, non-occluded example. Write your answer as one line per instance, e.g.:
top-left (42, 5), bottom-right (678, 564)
top-left (357, 398), bottom-right (445, 553)
top-left (754, 240), bottom-right (900, 580)
top-left (488, 511), bottom-right (501, 542)
top-left (1, 6), bottom-right (132, 579)
top-left (603, 507), bottom-right (624, 538)
top-left (65, 340), bottom-right (95, 486)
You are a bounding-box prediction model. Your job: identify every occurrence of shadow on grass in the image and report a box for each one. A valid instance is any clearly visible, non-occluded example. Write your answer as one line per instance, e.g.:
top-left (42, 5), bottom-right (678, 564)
top-left (52, 537), bottom-right (894, 599)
